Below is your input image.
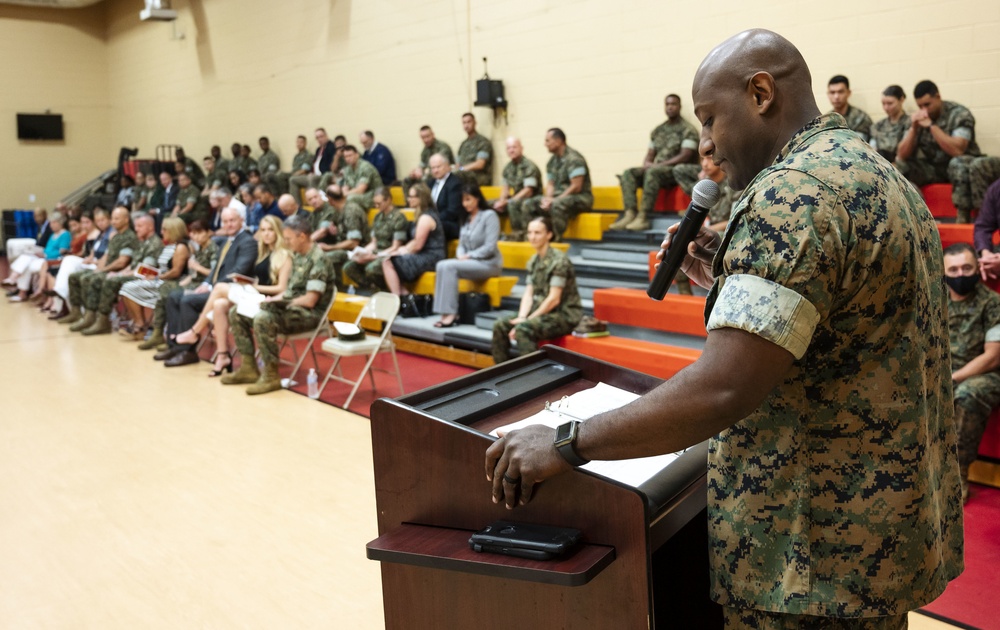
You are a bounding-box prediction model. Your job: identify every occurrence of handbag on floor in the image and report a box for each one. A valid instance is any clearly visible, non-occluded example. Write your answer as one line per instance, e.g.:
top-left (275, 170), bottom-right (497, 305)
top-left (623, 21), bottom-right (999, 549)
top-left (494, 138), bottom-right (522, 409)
top-left (458, 292), bottom-right (492, 325)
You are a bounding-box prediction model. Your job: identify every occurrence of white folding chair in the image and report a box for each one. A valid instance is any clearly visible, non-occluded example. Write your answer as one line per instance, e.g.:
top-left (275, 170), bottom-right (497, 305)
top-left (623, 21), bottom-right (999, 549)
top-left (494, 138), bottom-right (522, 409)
top-left (276, 287), bottom-right (338, 385)
top-left (318, 292), bottom-right (403, 408)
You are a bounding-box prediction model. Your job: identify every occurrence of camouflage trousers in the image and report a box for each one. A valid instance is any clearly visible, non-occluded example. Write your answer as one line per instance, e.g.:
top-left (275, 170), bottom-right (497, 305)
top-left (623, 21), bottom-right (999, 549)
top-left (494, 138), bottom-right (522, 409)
top-left (504, 198), bottom-right (531, 233)
top-left (324, 250), bottom-right (351, 291)
top-left (347, 192), bottom-right (374, 210)
top-left (151, 280), bottom-right (181, 332)
top-left (491, 312), bottom-right (578, 364)
top-left (343, 258), bottom-right (387, 291)
top-left (621, 165), bottom-right (678, 213)
top-left (290, 174), bottom-right (323, 204)
top-left (953, 371), bottom-right (1000, 475)
top-left (68, 269), bottom-right (99, 308)
top-left (521, 193), bottom-right (594, 240)
top-left (457, 169), bottom-right (491, 188)
top-left (672, 163), bottom-right (702, 196)
top-left (971, 155), bottom-right (1000, 209)
top-left (896, 155), bottom-right (977, 218)
top-left (97, 274), bottom-right (139, 315)
top-left (266, 172), bottom-right (288, 195)
top-left (230, 303), bottom-right (319, 369)
top-left (723, 607), bottom-right (907, 629)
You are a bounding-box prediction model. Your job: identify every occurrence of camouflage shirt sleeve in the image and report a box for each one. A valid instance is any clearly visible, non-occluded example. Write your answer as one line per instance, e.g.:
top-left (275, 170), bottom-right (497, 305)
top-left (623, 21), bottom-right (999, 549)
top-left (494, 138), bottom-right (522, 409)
top-left (946, 103), bottom-right (976, 141)
top-left (343, 205), bottom-right (369, 242)
top-left (305, 251), bottom-right (330, 297)
top-left (985, 291), bottom-right (1000, 343)
top-left (548, 253), bottom-right (571, 289)
top-left (391, 211), bottom-right (409, 243)
top-left (680, 121), bottom-right (700, 152)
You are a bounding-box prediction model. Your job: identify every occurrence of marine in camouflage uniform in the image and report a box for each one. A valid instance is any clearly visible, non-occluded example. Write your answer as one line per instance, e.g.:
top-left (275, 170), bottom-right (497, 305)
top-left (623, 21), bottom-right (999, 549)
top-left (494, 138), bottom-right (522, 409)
top-left (77, 233), bottom-right (163, 336)
top-left (402, 138), bottom-right (455, 192)
top-left (343, 208), bottom-right (408, 290)
top-left (141, 239), bottom-right (218, 350)
top-left (521, 146), bottom-right (593, 239)
top-left (257, 149), bottom-right (281, 178)
top-left (321, 199), bottom-right (371, 290)
top-left (869, 113), bottom-right (910, 163)
top-left (971, 155), bottom-right (1000, 210)
top-left (616, 115), bottom-right (700, 231)
top-left (457, 132), bottom-right (494, 186)
top-left (174, 183), bottom-right (206, 225)
top-left (65, 228), bottom-right (140, 331)
top-left (897, 100), bottom-right (982, 222)
top-left (224, 244), bottom-right (333, 395)
top-left (339, 158), bottom-right (383, 209)
top-left (948, 279), bottom-right (1000, 498)
top-left (828, 103), bottom-right (873, 142)
top-left (706, 114), bottom-right (962, 620)
top-left (275, 149), bottom-right (313, 195)
top-left (492, 246), bottom-right (582, 363)
top-left (500, 155), bottom-right (543, 236)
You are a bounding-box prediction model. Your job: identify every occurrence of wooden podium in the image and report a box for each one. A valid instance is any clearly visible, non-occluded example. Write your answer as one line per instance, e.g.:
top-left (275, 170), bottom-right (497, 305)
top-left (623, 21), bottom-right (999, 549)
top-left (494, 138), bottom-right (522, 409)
top-left (367, 346), bottom-right (722, 629)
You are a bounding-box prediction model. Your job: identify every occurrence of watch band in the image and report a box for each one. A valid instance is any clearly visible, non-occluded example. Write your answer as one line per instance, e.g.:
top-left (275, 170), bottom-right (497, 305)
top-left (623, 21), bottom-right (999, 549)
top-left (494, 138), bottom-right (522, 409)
top-left (554, 421), bottom-right (590, 467)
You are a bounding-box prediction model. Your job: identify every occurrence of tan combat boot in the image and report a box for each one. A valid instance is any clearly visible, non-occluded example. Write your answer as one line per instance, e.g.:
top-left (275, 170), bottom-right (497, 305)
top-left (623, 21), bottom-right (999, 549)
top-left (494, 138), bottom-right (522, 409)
top-left (138, 329), bottom-right (165, 350)
top-left (81, 314), bottom-right (112, 336)
top-left (624, 211), bottom-right (651, 231)
top-left (221, 361), bottom-right (260, 385)
top-left (246, 363), bottom-right (282, 396)
top-left (56, 305), bottom-right (82, 324)
top-left (609, 209), bottom-right (636, 231)
top-left (69, 311), bottom-right (96, 332)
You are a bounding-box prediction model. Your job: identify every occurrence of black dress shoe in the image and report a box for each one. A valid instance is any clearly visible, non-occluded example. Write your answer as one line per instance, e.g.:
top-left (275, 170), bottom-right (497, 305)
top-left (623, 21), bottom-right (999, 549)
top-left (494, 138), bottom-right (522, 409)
top-left (153, 346), bottom-right (182, 361)
top-left (164, 350), bottom-right (200, 367)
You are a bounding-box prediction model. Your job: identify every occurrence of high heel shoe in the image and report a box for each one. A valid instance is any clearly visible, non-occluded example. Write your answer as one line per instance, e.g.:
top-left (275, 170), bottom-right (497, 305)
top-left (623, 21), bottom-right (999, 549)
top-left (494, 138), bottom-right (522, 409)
top-left (209, 353), bottom-right (233, 377)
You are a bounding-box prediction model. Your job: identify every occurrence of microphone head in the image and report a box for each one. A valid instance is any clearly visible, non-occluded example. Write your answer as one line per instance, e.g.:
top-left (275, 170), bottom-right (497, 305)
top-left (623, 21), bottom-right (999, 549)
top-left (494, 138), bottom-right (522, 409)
top-left (691, 179), bottom-right (721, 209)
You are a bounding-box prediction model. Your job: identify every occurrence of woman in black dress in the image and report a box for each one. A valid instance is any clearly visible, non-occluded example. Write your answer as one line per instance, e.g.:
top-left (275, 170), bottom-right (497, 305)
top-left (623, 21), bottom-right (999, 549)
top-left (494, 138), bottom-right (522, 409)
top-left (381, 183), bottom-right (446, 314)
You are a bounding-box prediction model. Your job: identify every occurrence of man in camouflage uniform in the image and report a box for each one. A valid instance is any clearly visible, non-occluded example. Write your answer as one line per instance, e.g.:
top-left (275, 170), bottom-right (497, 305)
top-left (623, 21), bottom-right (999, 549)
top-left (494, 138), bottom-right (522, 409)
top-left (79, 213), bottom-right (163, 336)
top-left (337, 145), bottom-right (382, 209)
top-left (486, 30), bottom-right (963, 628)
top-left (211, 145), bottom-right (228, 179)
top-left (520, 128), bottom-right (593, 240)
top-left (897, 80), bottom-right (983, 223)
top-left (971, 155), bottom-right (1000, 211)
top-left (494, 137), bottom-right (542, 241)
top-left (943, 243), bottom-right (1000, 503)
top-left (139, 220), bottom-right (218, 351)
top-left (456, 112), bottom-right (493, 186)
top-left (826, 74), bottom-right (873, 142)
top-left (200, 156), bottom-right (226, 191)
top-left (274, 135), bottom-right (313, 195)
top-left (402, 125), bottom-right (455, 192)
top-left (227, 142), bottom-right (248, 174)
top-left (134, 172), bottom-right (164, 215)
top-left (172, 172), bottom-right (206, 225)
top-left (62, 207), bottom-right (139, 330)
top-left (222, 214), bottom-right (333, 395)
top-left (492, 217), bottom-right (582, 363)
top-left (310, 186), bottom-right (370, 290)
top-left (175, 147), bottom-right (205, 187)
top-left (256, 136), bottom-right (281, 180)
top-left (613, 95), bottom-right (701, 232)
top-left (343, 187), bottom-right (409, 290)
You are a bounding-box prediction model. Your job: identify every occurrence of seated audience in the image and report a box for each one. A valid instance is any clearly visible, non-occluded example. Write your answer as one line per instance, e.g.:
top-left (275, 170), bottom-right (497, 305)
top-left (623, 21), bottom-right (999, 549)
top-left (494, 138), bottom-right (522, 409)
top-left (211, 145), bottom-right (228, 179)
top-left (6, 211), bottom-right (70, 303)
top-left (432, 185), bottom-right (502, 327)
top-left (226, 169), bottom-right (248, 195)
top-left (274, 134), bottom-right (312, 195)
top-left (308, 186), bottom-right (369, 290)
top-left (228, 142), bottom-right (249, 174)
top-left (171, 171), bottom-right (204, 225)
top-left (870, 85), bottom-right (910, 163)
top-left (427, 153), bottom-right (463, 239)
top-left (971, 156), bottom-right (1000, 213)
top-left (277, 193), bottom-right (307, 221)
top-left (119, 217), bottom-right (192, 340)
top-left (521, 128), bottom-right (594, 240)
top-left (290, 127), bottom-right (336, 203)
top-left (52, 208), bottom-right (112, 319)
top-left (175, 147), bottom-right (205, 187)
top-left (456, 112), bottom-right (493, 186)
top-left (115, 175), bottom-right (137, 208)
top-left (248, 184), bottom-right (283, 233)
top-left (826, 74), bottom-right (873, 142)
top-left (381, 183), bottom-right (446, 313)
top-left (974, 178), bottom-right (1000, 280)
top-left (343, 187), bottom-right (409, 290)
top-left (943, 243), bottom-right (1000, 503)
top-left (402, 125), bottom-right (454, 192)
top-left (360, 130), bottom-right (397, 185)
top-left (3, 207), bottom-right (52, 270)
top-left (246, 168), bottom-right (262, 189)
top-left (201, 155), bottom-right (226, 191)
top-left (155, 207), bottom-right (257, 365)
top-left (611, 94), bottom-right (699, 231)
top-left (257, 136), bottom-right (281, 181)
top-left (239, 144), bottom-right (258, 173)
top-left (138, 219), bottom-right (218, 351)
top-left (35, 213), bottom-right (83, 314)
top-left (491, 216), bottom-right (582, 363)
top-left (897, 80), bottom-right (983, 223)
top-left (172, 215), bottom-right (292, 375)
top-left (133, 172), bottom-right (164, 214)
top-left (338, 145), bottom-right (383, 209)
top-left (221, 214), bottom-right (332, 395)
top-left (494, 136), bottom-right (542, 241)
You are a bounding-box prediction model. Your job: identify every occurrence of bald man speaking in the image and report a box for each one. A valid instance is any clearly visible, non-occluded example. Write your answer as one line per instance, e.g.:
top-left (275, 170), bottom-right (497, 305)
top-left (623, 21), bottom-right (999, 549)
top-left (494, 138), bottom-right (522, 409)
top-left (486, 30), bottom-right (963, 628)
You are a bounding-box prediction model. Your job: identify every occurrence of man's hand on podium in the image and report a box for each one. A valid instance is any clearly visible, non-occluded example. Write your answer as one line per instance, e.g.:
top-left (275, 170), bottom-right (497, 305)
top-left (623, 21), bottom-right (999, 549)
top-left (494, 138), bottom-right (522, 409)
top-left (485, 425), bottom-right (573, 510)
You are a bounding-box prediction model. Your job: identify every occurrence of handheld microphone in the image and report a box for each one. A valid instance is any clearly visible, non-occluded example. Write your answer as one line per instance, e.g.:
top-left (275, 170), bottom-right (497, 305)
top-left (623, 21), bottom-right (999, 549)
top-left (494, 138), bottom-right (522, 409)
top-left (647, 179), bottom-right (721, 301)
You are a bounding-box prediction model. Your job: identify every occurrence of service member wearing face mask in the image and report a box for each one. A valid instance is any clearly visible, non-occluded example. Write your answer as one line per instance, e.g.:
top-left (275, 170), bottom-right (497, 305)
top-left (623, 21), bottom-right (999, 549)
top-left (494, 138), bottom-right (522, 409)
top-left (943, 242), bottom-right (1000, 502)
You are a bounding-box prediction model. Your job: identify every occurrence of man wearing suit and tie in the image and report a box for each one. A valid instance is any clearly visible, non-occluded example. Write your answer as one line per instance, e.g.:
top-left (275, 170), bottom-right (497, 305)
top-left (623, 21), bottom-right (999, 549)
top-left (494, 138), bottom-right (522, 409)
top-left (289, 127), bottom-right (337, 203)
top-left (156, 206), bottom-right (257, 367)
top-left (427, 153), bottom-right (463, 239)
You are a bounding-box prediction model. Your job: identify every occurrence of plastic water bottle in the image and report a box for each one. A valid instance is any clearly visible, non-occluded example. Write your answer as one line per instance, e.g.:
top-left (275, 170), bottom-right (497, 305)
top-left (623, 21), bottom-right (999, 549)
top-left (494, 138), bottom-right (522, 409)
top-left (307, 368), bottom-right (319, 399)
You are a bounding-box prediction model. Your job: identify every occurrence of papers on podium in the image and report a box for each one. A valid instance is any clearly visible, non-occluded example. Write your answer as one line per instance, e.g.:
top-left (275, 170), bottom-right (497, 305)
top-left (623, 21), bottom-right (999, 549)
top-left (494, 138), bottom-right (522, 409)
top-left (491, 382), bottom-right (681, 488)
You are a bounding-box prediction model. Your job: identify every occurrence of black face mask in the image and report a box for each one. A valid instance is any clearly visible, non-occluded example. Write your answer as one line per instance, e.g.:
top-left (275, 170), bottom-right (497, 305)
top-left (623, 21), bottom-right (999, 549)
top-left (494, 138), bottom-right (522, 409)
top-left (945, 273), bottom-right (979, 296)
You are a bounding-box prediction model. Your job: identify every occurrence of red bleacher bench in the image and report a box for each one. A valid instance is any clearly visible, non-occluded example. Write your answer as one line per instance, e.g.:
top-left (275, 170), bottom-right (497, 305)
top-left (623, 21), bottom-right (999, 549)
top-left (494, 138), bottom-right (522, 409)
top-left (922, 184), bottom-right (962, 221)
top-left (981, 408), bottom-right (1000, 461)
top-left (653, 187), bottom-right (691, 213)
top-left (592, 288), bottom-right (707, 338)
top-left (554, 335), bottom-right (701, 380)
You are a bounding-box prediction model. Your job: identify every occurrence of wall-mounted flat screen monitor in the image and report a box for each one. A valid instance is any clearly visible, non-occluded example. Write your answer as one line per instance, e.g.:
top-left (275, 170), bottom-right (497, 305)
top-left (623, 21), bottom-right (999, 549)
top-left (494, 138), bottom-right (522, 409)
top-left (17, 114), bottom-right (64, 141)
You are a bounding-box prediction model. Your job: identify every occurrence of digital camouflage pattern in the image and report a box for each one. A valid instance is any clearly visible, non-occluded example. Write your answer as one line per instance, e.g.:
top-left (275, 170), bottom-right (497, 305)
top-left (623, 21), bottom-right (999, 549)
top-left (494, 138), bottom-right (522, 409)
top-left (971, 155), bottom-right (1000, 210)
top-left (340, 159), bottom-right (383, 209)
top-left (915, 101), bottom-right (981, 165)
top-left (832, 104), bottom-right (873, 142)
top-left (257, 150), bottom-right (280, 175)
top-left (869, 114), bottom-right (910, 162)
top-left (619, 118), bottom-right (700, 213)
top-left (322, 200), bottom-right (371, 289)
top-left (650, 117), bottom-right (700, 163)
top-left (502, 156), bottom-right (543, 232)
top-left (491, 247), bottom-right (582, 363)
top-left (723, 606), bottom-right (906, 629)
top-left (95, 234), bottom-right (163, 314)
top-left (703, 114), bottom-right (963, 617)
top-left (521, 146), bottom-right (594, 238)
top-left (274, 150), bottom-right (315, 194)
top-left (421, 139), bottom-right (455, 169)
top-left (949, 281), bottom-right (1000, 476)
top-left (343, 209), bottom-right (408, 289)
top-left (457, 132), bottom-right (494, 186)
top-left (188, 239), bottom-right (218, 285)
top-left (68, 228), bottom-right (140, 308)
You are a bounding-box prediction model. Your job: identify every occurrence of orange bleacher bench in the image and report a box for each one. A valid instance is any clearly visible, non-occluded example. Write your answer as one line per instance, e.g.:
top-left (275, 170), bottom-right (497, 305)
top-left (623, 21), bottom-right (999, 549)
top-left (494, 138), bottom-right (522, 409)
top-left (593, 288), bottom-right (707, 338)
top-left (410, 273), bottom-right (518, 308)
top-left (922, 184), bottom-right (964, 221)
top-left (555, 335), bottom-right (701, 381)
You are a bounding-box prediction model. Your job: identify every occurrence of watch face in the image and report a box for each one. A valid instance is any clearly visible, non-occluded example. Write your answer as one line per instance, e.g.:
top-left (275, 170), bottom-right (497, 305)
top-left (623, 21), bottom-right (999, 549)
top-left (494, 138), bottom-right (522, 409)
top-left (554, 421), bottom-right (575, 445)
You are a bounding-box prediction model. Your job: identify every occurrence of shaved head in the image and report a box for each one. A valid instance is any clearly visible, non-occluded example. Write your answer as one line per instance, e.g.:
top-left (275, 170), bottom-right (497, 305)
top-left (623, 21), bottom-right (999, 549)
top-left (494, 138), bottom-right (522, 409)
top-left (692, 29), bottom-right (820, 189)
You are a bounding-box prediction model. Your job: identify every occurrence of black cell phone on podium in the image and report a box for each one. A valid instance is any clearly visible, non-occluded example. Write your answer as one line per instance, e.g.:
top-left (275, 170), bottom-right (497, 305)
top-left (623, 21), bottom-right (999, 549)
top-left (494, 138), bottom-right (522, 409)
top-left (468, 520), bottom-right (582, 560)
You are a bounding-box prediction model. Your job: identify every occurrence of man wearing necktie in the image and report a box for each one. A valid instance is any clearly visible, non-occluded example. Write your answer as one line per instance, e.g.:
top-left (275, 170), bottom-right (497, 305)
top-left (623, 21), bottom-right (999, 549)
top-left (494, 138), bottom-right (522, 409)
top-left (427, 153), bottom-right (462, 239)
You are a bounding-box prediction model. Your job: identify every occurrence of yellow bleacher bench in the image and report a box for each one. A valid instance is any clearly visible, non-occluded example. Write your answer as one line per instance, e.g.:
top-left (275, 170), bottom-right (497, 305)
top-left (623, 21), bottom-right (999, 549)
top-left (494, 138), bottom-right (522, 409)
top-left (592, 186), bottom-right (624, 211)
top-left (329, 292), bottom-right (370, 322)
top-left (497, 241), bottom-right (570, 270)
top-left (367, 207), bottom-right (415, 225)
top-left (410, 273), bottom-right (519, 308)
top-left (563, 213), bottom-right (616, 240)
